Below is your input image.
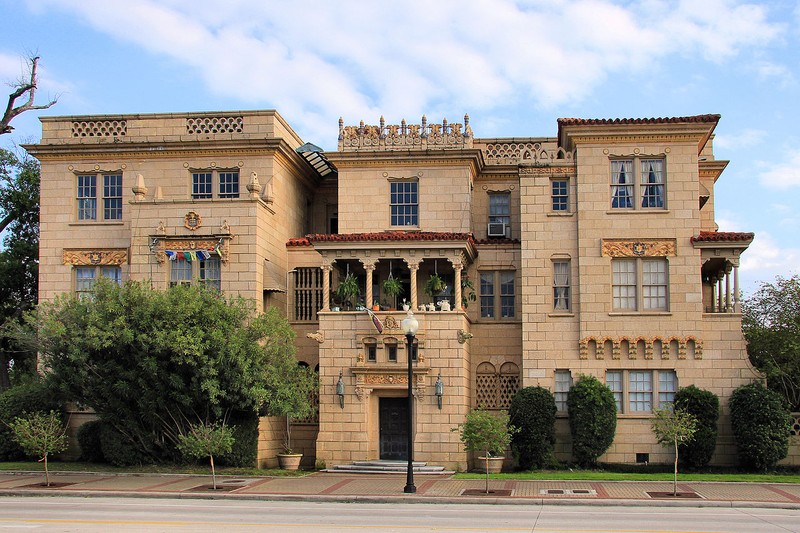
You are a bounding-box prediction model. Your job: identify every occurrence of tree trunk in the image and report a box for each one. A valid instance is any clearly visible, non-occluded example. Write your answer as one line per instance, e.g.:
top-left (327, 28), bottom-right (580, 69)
top-left (210, 454), bottom-right (216, 490)
top-left (44, 454), bottom-right (50, 487)
top-left (484, 450), bottom-right (489, 494)
top-left (673, 440), bottom-right (679, 496)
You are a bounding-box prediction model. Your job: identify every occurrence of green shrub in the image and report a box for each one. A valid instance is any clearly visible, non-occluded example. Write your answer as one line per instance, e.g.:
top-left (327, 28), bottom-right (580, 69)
top-left (99, 423), bottom-right (147, 466)
top-left (0, 380), bottom-right (61, 461)
top-left (217, 412), bottom-right (259, 467)
top-left (509, 386), bottom-right (557, 470)
top-left (567, 374), bottom-right (617, 467)
top-left (729, 382), bottom-right (791, 471)
top-left (76, 420), bottom-right (105, 463)
top-left (674, 385), bottom-right (719, 469)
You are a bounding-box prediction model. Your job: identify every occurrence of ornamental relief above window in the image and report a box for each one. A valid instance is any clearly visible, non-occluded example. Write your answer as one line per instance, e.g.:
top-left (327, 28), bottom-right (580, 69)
top-left (601, 239), bottom-right (676, 258)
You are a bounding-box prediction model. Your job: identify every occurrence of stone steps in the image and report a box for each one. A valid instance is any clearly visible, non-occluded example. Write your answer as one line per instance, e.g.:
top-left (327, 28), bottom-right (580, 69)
top-left (324, 460), bottom-right (455, 475)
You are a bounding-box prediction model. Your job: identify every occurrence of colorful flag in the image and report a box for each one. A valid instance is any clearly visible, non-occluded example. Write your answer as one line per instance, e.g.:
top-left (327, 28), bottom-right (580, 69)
top-left (366, 308), bottom-right (383, 334)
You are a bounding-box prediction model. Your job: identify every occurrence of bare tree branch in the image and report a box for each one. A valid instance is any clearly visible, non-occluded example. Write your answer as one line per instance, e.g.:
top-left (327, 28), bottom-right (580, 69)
top-left (1, 56), bottom-right (58, 135)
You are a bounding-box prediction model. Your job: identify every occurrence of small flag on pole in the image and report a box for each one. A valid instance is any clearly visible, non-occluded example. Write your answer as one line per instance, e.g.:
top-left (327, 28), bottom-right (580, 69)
top-left (366, 308), bottom-right (383, 334)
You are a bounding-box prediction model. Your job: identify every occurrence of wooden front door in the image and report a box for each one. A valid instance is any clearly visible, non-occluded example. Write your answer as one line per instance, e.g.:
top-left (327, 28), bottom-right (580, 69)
top-left (379, 397), bottom-right (408, 460)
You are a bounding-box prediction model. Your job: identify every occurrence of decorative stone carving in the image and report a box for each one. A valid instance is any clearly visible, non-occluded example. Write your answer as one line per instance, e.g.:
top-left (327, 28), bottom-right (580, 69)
top-left (354, 386), bottom-right (371, 402)
top-left (602, 239), bottom-right (677, 257)
top-left (365, 374), bottom-right (409, 385)
top-left (132, 173), bottom-right (148, 201)
top-left (457, 330), bottom-right (473, 344)
top-left (184, 211), bottom-right (202, 231)
top-left (306, 331), bottom-right (324, 344)
top-left (63, 249), bottom-right (128, 266)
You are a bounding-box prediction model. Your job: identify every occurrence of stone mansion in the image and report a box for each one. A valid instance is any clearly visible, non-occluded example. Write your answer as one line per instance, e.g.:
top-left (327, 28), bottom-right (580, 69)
top-left (26, 110), bottom-right (757, 469)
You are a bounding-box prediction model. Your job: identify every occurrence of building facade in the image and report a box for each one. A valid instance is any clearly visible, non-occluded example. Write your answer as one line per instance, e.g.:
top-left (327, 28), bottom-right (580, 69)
top-left (27, 110), bottom-right (757, 469)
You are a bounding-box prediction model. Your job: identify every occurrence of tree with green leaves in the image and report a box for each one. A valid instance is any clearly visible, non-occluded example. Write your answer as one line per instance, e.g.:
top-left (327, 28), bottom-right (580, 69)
top-left (567, 374), bottom-right (617, 467)
top-left (8, 410), bottom-right (68, 487)
top-left (742, 274), bottom-right (800, 410)
top-left (268, 364), bottom-right (317, 454)
top-left (729, 381), bottom-right (791, 471)
top-left (30, 279), bottom-right (312, 464)
top-left (176, 421), bottom-right (234, 490)
top-left (0, 148), bottom-right (40, 391)
top-left (454, 408), bottom-right (515, 493)
top-left (651, 407), bottom-right (698, 496)
top-left (674, 385), bottom-right (719, 469)
top-left (509, 386), bottom-right (557, 470)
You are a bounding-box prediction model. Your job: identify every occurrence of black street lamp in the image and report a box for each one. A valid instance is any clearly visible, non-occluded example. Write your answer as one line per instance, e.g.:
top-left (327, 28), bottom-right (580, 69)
top-left (401, 310), bottom-right (419, 494)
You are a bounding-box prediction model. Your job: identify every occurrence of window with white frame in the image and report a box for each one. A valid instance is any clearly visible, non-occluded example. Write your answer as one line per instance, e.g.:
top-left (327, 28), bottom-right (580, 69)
top-left (479, 270), bottom-right (516, 319)
top-left (390, 180), bottom-right (418, 226)
top-left (551, 179), bottom-right (569, 212)
top-left (191, 170), bottom-right (240, 199)
top-left (75, 265), bottom-right (122, 298)
top-left (612, 258), bottom-right (668, 312)
top-left (554, 370), bottom-right (572, 412)
top-left (77, 174), bottom-right (123, 221)
top-left (169, 254), bottom-right (221, 289)
top-left (488, 192), bottom-right (511, 236)
top-left (610, 158), bottom-right (666, 210)
top-left (605, 370), bottom-right (677, 413)
top-left (553, 260), bottom-right (571, 311)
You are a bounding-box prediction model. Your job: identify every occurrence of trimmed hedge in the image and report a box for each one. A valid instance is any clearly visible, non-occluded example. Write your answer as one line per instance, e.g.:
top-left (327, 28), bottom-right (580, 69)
top-left (674, 385), bottom-right (719, 469)
top-left (567, 375), bottom-right (617, 467)
top-left (730, 382), bottom-right (791, 471)
top-left (0, 381), bottom-right (61, 461)
top-left (509, 386), bottom-right (557, 470)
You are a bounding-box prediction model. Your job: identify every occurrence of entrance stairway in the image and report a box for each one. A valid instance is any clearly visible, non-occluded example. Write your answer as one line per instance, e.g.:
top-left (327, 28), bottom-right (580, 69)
top-left (324, 460), bottom-right (454, 475)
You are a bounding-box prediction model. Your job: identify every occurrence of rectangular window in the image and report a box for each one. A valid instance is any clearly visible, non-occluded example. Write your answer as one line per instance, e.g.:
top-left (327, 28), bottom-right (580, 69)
top-left (480, 271), bottom-right (515, 319)
top-left (191, 170), bottom-right (239, 199)
top-left (367, 344), bottom-right (377, 362)
top-left (77, 173), bottom-right (122, 221)
top-left (606, 370), bottom-right (677, 414)
top-left (170, 254), bottom-right (222, 288)
top-left (75, 265), bottom-right (122, 298)
top-left (629, 371), bottom-right (653, 412)
top-left (170, 259), bottom-right (193, 286)
top-left (199, 256), bottom-right (221, 290)
top-left (387, 344), bottom-right (398, 362)
top-left (553, 260), bottom-right (571, 311)
top-left (291, 267), bottom-right (324, 321)
top-left (552, 180), bottom-right (569, 212)
top-left (606, 371), bottom-right (623, 412)
top-left (610, 157), bottom-right (666, 210)
top-left (489, 192), bottom-right (510, 225)
top-left (554, 370), bottom-right (572, 412)
top-left (612, 258), bottom-right (669, 312)
top-left (390, 181), bottom-right (418, 226)
top-left (103, 174), bottom-right (123, 220)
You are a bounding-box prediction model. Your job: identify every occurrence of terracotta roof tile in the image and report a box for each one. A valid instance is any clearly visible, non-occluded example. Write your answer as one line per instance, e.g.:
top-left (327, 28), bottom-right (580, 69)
top-left (690, 231), bottom-right (755, 243)
top-left (287, 231), bottom-right (476, 246)
top-left (557, 114), bottom-right (721, 127)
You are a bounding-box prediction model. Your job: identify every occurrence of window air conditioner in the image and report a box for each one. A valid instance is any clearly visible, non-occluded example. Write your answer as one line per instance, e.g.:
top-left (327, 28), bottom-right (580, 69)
top-left (487, 222), bottom-right (508, 238)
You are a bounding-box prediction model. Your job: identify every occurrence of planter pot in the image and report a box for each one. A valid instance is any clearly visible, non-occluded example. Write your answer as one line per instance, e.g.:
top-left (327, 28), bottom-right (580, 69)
top-left (277, 453), bottom-right (303, 471)
top-left (476, 456), bottom-right (504, 474)
top-left (402, 304), bottom-right (410, 311)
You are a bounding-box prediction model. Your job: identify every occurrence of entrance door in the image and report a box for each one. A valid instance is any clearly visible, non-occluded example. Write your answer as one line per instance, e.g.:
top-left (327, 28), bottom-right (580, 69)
top-left (379, 397), bottom-right (408, 460)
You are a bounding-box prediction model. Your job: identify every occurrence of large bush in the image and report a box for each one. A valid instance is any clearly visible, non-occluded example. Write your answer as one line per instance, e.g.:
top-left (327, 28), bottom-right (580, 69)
top-left (674, 385), bottom-right (719, 469)
top-left (567, 374), bottom-right (617, 467)
top-left (76, 420), bottom-right (105, 463)
top-left (31, 279), bottom-right (315, 464)
top-left (217, 412), bottom-right (259, 467)
top-left (729, 382), bottom-right (791, 471)
top-left (0, 380), bottom-right (61, 460)
top-left (509, 386), bottom-right (557, 470)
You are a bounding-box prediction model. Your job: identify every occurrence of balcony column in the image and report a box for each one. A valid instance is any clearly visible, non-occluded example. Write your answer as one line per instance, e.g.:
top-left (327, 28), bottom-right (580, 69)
top-left (364, 261), bottom-right (376, 308)
top-left (321, 263), bottom-right (332, 311)
top-left (450, 257), bottom-right (464, 310)
top-left (717, 271), bottom-right (725, 313)
top-left (724, 263), bottom-right (733, 312)
top-left (406, 259), bottom-right (421, 310)
top-left (733, 264), bottom-right (741, 313)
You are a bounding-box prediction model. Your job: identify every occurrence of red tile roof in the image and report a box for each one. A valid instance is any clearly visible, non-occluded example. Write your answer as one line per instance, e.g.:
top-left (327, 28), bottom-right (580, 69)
top-left (557, 114), bottom-right (721, 127)
top-left (287, 231), bottom-right (477, 247)
top-left (690, 231), bottom-right (755, 243)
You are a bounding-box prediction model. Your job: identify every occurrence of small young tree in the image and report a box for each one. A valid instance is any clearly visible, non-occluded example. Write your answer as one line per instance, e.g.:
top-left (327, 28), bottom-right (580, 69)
top-left (674, 385), bottom-right (719, 469)
top-left (508, 386), bottom-right (557, 470)
top-left (8, 410), bottom-right (68, 487)
top-left (567, 374), bottom-right (617, 467)
top-left (729, 381), bottom-right (791, 471)
top-left (267, 365), bottom-right (318, 454)
top-left (454, 408), bottom-right (515, 493)
top-left (176, 421), bottom-right (234, 490)
top-left (651, 407), bottom-right (698, 496)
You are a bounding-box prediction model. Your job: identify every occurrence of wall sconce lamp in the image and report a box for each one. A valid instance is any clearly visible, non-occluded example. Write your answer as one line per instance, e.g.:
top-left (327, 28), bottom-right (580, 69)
top-left (435, 373), bottom-right (444, 410)
top-left (336, 370), bottom-right (345, 409)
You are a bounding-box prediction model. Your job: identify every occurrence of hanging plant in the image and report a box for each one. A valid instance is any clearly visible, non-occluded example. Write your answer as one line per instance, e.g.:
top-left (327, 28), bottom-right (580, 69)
top-left (382, 276), bottom-right (403, 299)
top-left (425, 273), bottom-right (446, 298)
top-left (335, 272), bottom-right (360, 306)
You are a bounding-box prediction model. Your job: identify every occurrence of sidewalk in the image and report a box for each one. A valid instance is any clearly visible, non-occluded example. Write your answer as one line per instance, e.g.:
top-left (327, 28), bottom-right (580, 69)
top-left (2, 470), bottom-right (800, 508)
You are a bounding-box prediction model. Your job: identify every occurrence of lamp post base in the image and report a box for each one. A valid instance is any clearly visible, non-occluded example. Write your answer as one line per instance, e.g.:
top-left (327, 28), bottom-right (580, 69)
top-left (404, 484), bottom-right (416, 494)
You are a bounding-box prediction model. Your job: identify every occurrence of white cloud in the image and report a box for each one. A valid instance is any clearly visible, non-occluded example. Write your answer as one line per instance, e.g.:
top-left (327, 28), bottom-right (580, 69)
top-left (714, 128), bottom-right (767, 150)
top-left (22, 0), bottom-right (785, 139)
top-left (737, 230), bottom-right (800, 295)
top-left (757, 150), bottom-right (800, 189)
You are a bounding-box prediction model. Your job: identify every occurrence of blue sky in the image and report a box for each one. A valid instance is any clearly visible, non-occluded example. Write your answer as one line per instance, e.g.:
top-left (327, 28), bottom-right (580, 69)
top-left (2, 0), bottom-right (798, 296)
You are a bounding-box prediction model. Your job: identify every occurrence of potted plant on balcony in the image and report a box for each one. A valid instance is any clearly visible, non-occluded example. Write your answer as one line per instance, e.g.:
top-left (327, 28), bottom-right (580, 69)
top-left (382, 276), bottom-right (403, 309)
top-left (424, 273), bottom-right (446, 299)
top-left (335, 272), bottom-right (360, 310)
top-left (453, 408), bottom-right (516, 493)
top-left (270, 365), bottom-right (318, 470)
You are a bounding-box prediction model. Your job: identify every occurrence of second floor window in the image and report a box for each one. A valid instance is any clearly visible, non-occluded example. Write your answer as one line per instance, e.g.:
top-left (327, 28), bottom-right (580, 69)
top-left (551, 180), bottom-right (569, 212)
top-left (170, 254), bottom-right (221, 290)
top-left (77, 174), bottom-right (122, 221)
top-left (553, 260), bottom-right (571, 311)
top-left (192, 170), bottom-right (240, 199)
top-left (612, 258), bottom-right (668, 312)
top-left (75, 265), bottom-right (122, 298)
top-left (480, 270), bottom-right (515, 319)
top-left (390, 181), bottom-right (418, 226)
top-left (611, 158), bottom-right (666, 210)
